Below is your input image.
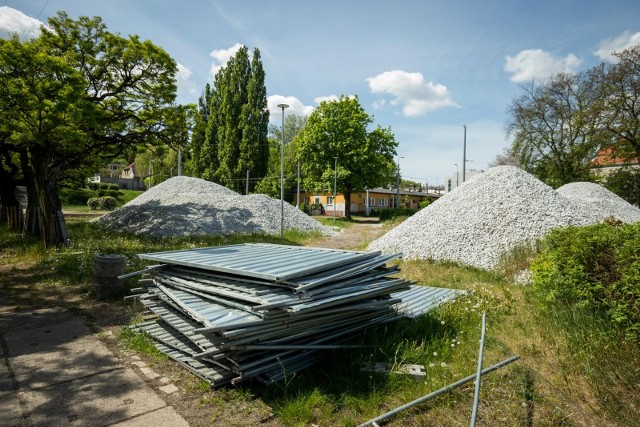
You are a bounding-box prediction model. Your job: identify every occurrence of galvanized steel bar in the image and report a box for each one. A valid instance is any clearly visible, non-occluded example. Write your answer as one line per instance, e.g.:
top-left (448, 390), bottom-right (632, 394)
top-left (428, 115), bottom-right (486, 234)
top-left (356, 355), bottom-right (521, 427)
top-left (470, 312), bottom-right (487, 427)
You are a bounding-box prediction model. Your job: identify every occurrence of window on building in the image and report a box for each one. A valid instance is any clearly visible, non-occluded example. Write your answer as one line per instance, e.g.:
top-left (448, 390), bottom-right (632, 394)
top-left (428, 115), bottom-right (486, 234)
top-left (327, 196), bottom-right (334, 204)
top-left (314, 196), bottom-right (321, 204)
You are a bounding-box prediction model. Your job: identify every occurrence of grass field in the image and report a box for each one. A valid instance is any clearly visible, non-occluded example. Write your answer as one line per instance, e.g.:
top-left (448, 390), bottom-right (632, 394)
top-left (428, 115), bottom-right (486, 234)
top-left (1, 217), bottom-right (638, 426)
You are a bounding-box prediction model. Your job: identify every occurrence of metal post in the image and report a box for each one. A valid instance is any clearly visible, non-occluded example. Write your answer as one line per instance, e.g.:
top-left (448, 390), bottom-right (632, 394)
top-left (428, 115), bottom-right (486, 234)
top-left (149, 158), bottom-right (152, 188)
top-left (357, 354), bottom-right (520, 427)
top-left (463, 125), bottom-right (467, 183)
top-left (333, 157), bottom-right (338, 221)
top-left (277, 104), bottom-right (289, 237)
top-left (471, 312), bottom-right (487, 426)
top-left (366, 188), bottom-right (370, 216)
top-left (296, 161), bottom-right (300, 209)
top-left (246, 170), bottom-right (249, 195)
top-left (396, 156), bottom-right (404, 208)
top-left (178, 146), bottom-right (182, 176)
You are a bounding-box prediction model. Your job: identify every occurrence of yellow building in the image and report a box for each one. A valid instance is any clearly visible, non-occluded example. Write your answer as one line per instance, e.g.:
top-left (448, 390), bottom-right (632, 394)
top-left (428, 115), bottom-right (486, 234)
top-left (299, 188), bottom-right (441, 216)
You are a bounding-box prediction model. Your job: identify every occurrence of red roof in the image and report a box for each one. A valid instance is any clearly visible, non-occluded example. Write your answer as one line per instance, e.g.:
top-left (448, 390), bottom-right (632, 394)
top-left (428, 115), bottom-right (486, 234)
top-left (591, 147), bottom-right (638, 167)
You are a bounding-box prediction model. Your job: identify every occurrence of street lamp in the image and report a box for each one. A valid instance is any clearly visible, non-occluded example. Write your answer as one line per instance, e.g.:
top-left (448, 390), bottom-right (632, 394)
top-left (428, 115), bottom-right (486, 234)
top-left (277, 103), bottom-right (289, 237)
top-left (333, 157), bottom-right (338, 221)
top-left (454, 163), bottom-right (459, 188)
top-left (396, 156), bottom-right (404, 208)
top-left (463, 125), bottom-right (467, 183)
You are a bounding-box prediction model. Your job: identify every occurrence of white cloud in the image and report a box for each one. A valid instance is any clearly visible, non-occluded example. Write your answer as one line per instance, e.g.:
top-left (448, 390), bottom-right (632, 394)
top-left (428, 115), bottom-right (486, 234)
top-left (594, 31), bottom-right (640, 61)
top-left (0, 7), bottom-right (47, 39)
top-left (176, 62), bottom-right (197, 95)
top-left (314, 95), bottom-right (339, 104)
top-left (209, 42), bottom-right (243, 78)
top-left (366, 70), bottom-right (458, 116)
top-left (267, 95), bottom-right (314, 120)
top-left (504, 49), bottom-right (581, 82)
top-left (176, 62), bottom-right (193, 81)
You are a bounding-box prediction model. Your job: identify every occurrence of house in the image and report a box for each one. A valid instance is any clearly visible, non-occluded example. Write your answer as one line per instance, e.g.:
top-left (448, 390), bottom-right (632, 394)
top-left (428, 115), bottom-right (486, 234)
top-left (591, 146), bottom-right (639, 176)
top-left (299, 187), bottom-right (441, 217)
top-left (88, 162), bottom-right (146, 190)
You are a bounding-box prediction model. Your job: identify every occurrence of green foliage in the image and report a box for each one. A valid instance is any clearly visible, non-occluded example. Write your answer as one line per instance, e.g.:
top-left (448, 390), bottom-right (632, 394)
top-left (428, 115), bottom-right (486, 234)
top-left (0, 12), bottom-right (180, 247)
top-left (418, 199), bottom-right (431, 209)
top-left (192, 47), bottom-right (269, 193)
top-left (86, 197), bottom-right (100, 210)
top-left (297, 96), bottom-right (397, 218)
top-left (374, 207), bottom-right (418, 221)
top-left (60, 189), bottom-right (94, 205)
top-left (531, 222), bottom-right (640, 338)
top-left (98, 196), bottom-right (117, 210)
top-left (603, 167), bottom-right (640, 207)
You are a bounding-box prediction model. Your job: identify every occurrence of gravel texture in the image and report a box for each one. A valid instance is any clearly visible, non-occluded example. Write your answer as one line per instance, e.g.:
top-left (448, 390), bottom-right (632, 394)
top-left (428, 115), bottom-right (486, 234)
top-left (96, 176), bottom-right (335, 237)
top-left (556, 181), bottom-right (640, 223)
top-left (367, 166), bottom-right (632, 270)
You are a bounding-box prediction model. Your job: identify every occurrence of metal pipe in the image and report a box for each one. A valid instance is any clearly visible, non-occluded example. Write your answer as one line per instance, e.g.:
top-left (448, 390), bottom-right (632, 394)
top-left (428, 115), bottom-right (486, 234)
top-left (277, 104), bottom-right (289, 237)
top-left (334, 157), bottom-right (338, 221)
top-left (356, 355), bottom-right (520, 427)
top-left (470, 312), bottom-right (487, 426)
top-left (296, 161), bottom-right (300, 209)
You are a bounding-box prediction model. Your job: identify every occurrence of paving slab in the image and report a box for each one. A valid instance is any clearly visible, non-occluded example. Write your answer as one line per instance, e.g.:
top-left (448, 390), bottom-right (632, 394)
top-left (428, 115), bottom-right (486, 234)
top-left (113, 406), bottom-right (190, 427)
top-left (5, 319), bottom-right (119, 389)
top-left (0, 393), bottom-right (25, 427)
top-left (1, 358), bottom-right (14, 398)
top-left (21, 368), bottom-right (166, 426)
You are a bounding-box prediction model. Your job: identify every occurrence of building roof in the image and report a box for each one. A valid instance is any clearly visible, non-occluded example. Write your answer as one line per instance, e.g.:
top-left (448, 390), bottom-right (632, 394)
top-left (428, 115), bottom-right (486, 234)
top-left (592, 146), bottom-right (639, 167)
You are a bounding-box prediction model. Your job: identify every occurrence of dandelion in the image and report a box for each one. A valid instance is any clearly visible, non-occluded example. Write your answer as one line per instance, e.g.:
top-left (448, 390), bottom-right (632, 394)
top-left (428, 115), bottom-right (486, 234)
top-left (451, 343), bottom-right (455, 348)
top-left (428, 363), bottom-right (435, 368)
top-left (441, 320), bottom-right (446, 325)
top-left (440, 362), bottom-right (446, 367)
top-left (433, 351), bottom-right (438, 356)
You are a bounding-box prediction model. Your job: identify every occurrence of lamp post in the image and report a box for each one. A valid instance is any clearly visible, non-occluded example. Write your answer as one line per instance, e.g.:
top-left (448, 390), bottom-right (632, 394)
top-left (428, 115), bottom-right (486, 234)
top-left (396, 156), bottom-right (404, 208)
top-left (463, 125), bottom-right (467, 183)
top-left (454, 163), bottom-right (459, 188)
top-left (333, 157), bottom-right (338, 221)
top-left (277, 103), bottom-right (289, 237)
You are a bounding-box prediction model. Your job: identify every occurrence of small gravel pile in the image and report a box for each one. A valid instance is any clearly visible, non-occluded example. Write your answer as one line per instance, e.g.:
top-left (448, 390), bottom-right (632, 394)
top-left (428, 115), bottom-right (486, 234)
top-left (96, 176), bottom-right (335, 237)
top-left (557, 182), bottom-right (640, 223)
top-left (368, 166), bottom-right (602, 270)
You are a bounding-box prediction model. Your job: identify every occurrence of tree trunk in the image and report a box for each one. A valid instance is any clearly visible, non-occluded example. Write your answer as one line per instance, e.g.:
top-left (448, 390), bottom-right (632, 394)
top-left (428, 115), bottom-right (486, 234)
top-left (0, 177), bottom-right (22, 229)
top-left (344, 190), bottom-right (352, 220)
top-left (25, 150), bottom-right (69, 248)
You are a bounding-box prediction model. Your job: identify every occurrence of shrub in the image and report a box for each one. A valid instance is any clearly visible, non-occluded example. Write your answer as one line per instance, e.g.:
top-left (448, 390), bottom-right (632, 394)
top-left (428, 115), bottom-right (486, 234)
top-left (87, 182), bottom-right (99, 190)
top-left (98, 196), bottom-right (117, 210)
top-left (418, 199), bottom-right (432, 209)
top-left (376, 207), bottom-right (418, 221)
top-left (87, 197), bottom-right (100, 210)
top-left (107, 184), bottom-right (120, 191)
top-left (531, 222), bottom-right (640, 338)
top-left (60, 188), bottom-right (94, 205)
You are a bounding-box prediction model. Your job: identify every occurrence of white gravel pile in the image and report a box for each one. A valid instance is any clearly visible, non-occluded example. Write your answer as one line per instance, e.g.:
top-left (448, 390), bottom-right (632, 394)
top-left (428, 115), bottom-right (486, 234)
top-left (368, 166), bottom-right (602, 270)
top-left (96, 176), bottom-right (335, 237)
top-left (556, 182), bottom-right (640, 223)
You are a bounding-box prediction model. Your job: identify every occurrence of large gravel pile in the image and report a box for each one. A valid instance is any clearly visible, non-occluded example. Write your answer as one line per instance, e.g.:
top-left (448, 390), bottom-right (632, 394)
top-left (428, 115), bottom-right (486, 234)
top-left (368, 166), bottom-right (604, 270)
top-left (96, 176), bottom-right (335, 237)
top-left (557, 182), bottom-right (640, 223)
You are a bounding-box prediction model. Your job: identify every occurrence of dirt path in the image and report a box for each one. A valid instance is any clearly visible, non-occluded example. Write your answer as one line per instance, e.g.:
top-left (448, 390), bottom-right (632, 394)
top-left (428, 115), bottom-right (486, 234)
top-left (306, 221), bottom-right (388, 250)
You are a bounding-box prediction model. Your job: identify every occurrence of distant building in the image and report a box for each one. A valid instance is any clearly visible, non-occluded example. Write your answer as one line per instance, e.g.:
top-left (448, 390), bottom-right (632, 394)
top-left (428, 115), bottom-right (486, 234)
top-left (88, 162), bottom-right (146, 190)
top-left (299, 187), bottom-right (441, 217)
top-left (591, 146), bottom-right (639, 176)
top-left (445, 169), bottom-right (482, 193)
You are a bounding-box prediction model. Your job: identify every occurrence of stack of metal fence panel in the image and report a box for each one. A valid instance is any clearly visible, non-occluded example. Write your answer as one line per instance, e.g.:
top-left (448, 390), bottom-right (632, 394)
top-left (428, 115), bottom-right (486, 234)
top-left (128, 243), bottom-right (462, 387)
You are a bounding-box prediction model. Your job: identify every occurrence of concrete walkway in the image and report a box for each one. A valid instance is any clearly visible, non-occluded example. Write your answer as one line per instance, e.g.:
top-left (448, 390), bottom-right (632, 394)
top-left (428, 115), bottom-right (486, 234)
top-left (0, 307), bottom-right (189, 426)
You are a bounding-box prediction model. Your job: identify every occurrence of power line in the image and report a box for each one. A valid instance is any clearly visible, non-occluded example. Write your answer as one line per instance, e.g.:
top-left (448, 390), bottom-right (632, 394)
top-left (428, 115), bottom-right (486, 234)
top-left (22, 0), bottom-right (50, 41)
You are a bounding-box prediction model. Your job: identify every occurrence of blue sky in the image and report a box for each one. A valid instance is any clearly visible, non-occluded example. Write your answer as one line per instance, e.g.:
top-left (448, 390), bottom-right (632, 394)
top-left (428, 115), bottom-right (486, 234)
top-left (3, 0), bottom-right (640, 187)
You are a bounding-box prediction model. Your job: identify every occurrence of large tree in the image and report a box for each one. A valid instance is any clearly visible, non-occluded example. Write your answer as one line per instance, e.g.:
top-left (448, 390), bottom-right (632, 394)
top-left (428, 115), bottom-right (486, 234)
top-left (594, 46), bottom-right (640, 163)
top-left (297, 95), bottom-right (397, 218)
top-left (195, 46), bottom-right (269, 192)
top-left (0, 13), bottom-right (179, 247)
top-left (506, 72), bottom-right (605, 187)
top-left (256, 114), bottom-right (307, 198)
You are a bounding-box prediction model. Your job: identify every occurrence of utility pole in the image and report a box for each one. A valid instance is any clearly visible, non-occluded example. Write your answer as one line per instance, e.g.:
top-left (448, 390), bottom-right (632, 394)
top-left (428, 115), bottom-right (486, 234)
top-left (463, 125), bottom-right (467, 183)
top-left (333, 157), bottom-right (338, 221)
top-left (277, 104), bottom-right (289, 237)
top-left (296, 161), bottom-right (300, 209)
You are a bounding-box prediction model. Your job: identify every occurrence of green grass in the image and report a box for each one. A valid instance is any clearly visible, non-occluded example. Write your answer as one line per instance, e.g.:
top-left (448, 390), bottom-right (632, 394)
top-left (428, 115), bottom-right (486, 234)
top-left (2, 219), bottom-right (638, 426)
